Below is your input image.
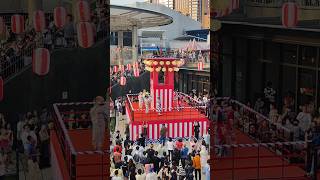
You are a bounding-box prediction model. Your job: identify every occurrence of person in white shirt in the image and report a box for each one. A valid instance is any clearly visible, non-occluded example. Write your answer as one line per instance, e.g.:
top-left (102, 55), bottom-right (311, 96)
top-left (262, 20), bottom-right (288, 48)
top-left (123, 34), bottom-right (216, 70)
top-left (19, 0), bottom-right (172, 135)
top-left (167, 138), bottom-right (174, 161)
top-left (112, 170), bottom-right (123, 180)
top-left (135, 169), bottom-right (146, 180)
top-left (21, 124), bottom-right (37, 152)
top-left (146, 169), bottom-right (157, 180)
top-left (297, 105), bottom-right (312, 134)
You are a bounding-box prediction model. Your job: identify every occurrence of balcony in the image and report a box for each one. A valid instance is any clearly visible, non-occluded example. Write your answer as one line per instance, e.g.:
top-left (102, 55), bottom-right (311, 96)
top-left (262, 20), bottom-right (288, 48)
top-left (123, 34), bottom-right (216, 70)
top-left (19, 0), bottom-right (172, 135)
top-left (246, 0), bottom-right (320, 20)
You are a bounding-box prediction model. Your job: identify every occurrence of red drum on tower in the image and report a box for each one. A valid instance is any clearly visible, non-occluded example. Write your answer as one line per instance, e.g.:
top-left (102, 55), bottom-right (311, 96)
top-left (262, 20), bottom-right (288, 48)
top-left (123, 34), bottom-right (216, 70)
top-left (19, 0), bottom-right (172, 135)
top-left (32, 48), bottom-right (50, 76)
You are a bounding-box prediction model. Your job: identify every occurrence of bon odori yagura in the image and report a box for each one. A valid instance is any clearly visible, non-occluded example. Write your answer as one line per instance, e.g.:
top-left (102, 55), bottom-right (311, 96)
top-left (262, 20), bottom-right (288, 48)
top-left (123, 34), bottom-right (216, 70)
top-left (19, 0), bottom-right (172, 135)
top-left (125, 58), bottom-right (209, 141)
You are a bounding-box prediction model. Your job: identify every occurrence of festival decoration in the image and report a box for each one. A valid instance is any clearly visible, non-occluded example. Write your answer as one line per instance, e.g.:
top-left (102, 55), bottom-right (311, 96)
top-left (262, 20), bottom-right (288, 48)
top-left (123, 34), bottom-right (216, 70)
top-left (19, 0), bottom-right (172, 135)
top-left (11, 15), bottom-right (24, 34)
top-left (113, 66), bottom-right (118, 73)
top-left (126, 64), bottom-right (131, 71)
top-left (33, 10), bottom-right (46, 32)
top-left (119, 65), bottom-right (125, 72)
top-left (76, 0), bottom-right (90, 22)
top-left (32, 48), bottom-right (50, 76)
top-left (54, 6), bottom-right (67, 28)
top-left (120, 76), bottom-right (126, 86)
top-left (197, 62), bottom-right (204, 71)
top-left (133, 61), bottom-right (139, 68)
top-left (77, 22), bottom-right (94, 48)
top-left (282, 2), bottom-right (299, 28)
top-left (133, 68), bottom-right (140, 77)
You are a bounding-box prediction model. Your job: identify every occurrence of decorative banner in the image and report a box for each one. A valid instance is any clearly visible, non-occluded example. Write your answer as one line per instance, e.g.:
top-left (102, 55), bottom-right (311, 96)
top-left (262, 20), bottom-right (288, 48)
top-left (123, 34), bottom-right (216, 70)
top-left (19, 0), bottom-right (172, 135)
top-left (76, 0), bottom-right (90, 22)
top-left (197, 62), bottom-right (204, 71)
top-left (120, 76), bottom-right (126, 86)
top-left (133, 68), bottom-right (140, 77)
top-left (0, 76), bottom-right (3, 101)
top-left (54, 6), bottom-right (67, 28)
top-left (32, 48), bottom-right (50, 76)
top-left (33, 10), bottom-right (46, 32)
top-left (77, 22), bottom-right (94, 48)
top-left (0, 17), bottom-right (5, 35)
top-left (11, 14), bottom-right (24, 34)
top-left (282, 2), bottom-right (298, 28)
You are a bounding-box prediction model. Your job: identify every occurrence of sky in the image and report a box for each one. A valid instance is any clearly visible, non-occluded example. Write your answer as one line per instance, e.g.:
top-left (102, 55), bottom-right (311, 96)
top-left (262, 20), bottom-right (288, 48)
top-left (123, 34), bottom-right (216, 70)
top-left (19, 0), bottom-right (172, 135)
top-left (110, 0), bottom-right (146, 5)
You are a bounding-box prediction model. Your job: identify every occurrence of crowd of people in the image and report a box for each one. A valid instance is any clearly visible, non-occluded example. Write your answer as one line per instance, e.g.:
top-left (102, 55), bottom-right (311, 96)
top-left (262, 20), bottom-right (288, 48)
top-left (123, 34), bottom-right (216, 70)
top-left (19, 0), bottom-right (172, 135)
top-left (0, 7), bottom-right (108, 81)
top-left (0, 113), bottom-right (14, 176)
top-left (16, 108), bottom-right (52, 179)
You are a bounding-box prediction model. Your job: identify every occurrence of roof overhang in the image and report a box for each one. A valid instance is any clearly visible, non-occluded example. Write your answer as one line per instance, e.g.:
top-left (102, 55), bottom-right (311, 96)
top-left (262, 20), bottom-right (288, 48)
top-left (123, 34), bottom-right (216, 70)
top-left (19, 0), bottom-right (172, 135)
top-left (110, 5), bottom-right (173, 32)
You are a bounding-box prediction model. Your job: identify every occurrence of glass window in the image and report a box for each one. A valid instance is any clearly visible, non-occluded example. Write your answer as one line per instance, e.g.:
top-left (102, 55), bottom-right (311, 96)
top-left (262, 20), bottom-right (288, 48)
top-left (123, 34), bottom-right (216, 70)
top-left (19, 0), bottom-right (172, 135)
top-left (298, 69), bottom-right (316, 107)
top-left (282, 44), bottom-right (297, 64)
top-left (299, 46), bottom-right (317, 67)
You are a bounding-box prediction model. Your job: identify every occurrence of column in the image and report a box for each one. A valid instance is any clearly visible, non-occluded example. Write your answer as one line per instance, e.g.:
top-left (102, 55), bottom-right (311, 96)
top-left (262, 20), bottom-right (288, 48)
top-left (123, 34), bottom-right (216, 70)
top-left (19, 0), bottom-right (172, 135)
top-left (118, 31), bottom-right (124, 64)
top-left (132, 26), bottom-right (138, 61)
top-left (28, 0), bottom-right (43, 28)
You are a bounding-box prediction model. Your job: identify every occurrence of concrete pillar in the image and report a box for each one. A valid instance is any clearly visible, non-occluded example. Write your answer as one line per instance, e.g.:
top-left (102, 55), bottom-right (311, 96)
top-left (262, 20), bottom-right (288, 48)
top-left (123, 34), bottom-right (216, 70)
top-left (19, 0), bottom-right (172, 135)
top-left (28, 0), bottom-right (43, 28)
top-left (118, 31), bottom-right (123, 47)
top-left (132, 26), bottom-right (138, 61)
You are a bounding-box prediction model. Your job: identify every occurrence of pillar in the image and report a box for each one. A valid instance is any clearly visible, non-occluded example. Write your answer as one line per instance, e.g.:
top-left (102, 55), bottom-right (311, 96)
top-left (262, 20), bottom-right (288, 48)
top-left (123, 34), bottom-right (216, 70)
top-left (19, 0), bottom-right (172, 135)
top-left (118, 31), bottom-right (123, 47)
top-left (132, 26), bottom-right (138, 61)
top-left (28, 0), bottom-right (43, 28)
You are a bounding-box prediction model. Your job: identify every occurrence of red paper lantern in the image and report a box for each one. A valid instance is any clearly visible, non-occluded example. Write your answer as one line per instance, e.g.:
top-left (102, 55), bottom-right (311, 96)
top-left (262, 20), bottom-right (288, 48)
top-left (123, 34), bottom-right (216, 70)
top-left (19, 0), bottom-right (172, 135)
top-left (133, 68), bottom-right (140, 77)
top-left (54, 6), bottom-right (67, 28)
top-left (0, 17), bottom-right (6, 34)
top-left (113, 66), bottom-right (118, 73)
top-left (11, 15), bottom-right (24, 34)
top-left (133, 61), bottom-right (139, 68)
top-left (120, 76), bottom-right (126, 86)
top-left (77, 22), bottom-right (94, 48)
top-left (126, 64), bottom-right (131, 71)
top-left (232, 0), bottom-right (239, 10)
top-left (33, 10), bottom-right (46, 32)
top-left (119, 65), bottom-right (125, 72)
top-left (76, 0), bottom-right (90, 22)
top-left (0, 76), bottom-right (3, 101)
top-left (32, 48), bottom-right (50, 76)
top-left (197, 62), bottom-right (204, 71)
top-left (282, 2), bottom-right (298, 28)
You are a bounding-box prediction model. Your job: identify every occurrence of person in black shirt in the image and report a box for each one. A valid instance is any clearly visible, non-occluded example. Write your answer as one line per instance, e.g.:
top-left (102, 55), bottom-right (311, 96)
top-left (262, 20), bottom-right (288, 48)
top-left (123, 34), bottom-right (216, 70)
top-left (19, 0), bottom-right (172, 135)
top-left (185, 161), bottom-right (194, 180)
top-left (137, 133), bottom-right (145, 147)
top-left (153, 151), bottom-right (161, 173)
top-left (122, 156), bottom-right (129, 179)
top-left (128, 159), bottom-right (136, 180)
top-left (172, 148), bottom-right (181, 166)
top-left (194, 122), bottom-right (200, 140)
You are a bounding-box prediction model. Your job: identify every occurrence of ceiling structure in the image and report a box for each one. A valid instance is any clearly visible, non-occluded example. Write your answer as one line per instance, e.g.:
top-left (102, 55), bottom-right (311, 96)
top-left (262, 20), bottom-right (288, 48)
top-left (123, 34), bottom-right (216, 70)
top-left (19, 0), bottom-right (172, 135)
top-left (110, 5), bottom-right (173, 31)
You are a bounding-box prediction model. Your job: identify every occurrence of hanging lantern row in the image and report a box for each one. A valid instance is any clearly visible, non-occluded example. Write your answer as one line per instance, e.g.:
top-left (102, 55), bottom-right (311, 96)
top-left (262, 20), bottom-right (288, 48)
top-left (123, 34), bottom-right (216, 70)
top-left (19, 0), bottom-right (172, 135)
top-left (54, 6), bottom-right (67, 28)
top-left (282, 2), bottom-right (298, 28)
top-left (145, 66), bottom-right (179, 72)
top-left (126, 64), bottom-right (131, 71)
top-left (32, 48), bottom-right (50, 76)
top-left (133, 68), bottom-right (140, 77)
top-left (143, 59), bottom-right (185, 68)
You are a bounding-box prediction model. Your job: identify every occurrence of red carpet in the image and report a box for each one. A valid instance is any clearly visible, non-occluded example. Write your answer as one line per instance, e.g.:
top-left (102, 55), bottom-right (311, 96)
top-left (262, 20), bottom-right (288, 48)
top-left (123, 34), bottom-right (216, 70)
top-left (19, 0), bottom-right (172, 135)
top-left (213, 130), bottom-right (307, 180)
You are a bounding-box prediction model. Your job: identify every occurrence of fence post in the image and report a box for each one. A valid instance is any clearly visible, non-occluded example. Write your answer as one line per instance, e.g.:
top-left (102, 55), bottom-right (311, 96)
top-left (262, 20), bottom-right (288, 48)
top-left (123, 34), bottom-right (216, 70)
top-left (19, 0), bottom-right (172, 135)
top-left (71, 153), bottom-right (77, 180)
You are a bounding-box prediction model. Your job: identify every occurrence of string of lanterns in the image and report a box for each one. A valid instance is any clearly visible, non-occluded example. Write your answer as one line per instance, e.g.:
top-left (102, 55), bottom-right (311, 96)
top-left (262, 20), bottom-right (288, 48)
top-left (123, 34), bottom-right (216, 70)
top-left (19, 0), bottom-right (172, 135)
top-left (143, 59), bottom-right (185, 72)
